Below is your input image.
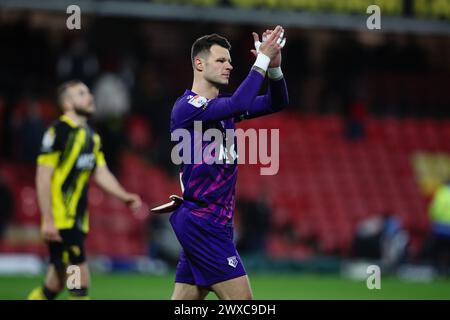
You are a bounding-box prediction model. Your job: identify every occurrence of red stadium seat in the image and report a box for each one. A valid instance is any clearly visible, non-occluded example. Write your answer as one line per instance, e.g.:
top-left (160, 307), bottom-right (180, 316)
top-left (4, 112), bottom-right (447, 260)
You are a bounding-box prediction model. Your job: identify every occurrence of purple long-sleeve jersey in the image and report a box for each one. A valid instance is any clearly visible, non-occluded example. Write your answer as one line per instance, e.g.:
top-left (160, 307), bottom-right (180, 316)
top-left (170, 69), bottom-right (288, 227)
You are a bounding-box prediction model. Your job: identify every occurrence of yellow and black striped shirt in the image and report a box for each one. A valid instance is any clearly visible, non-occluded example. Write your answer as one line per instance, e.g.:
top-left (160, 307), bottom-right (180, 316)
top-left (37, 115), bottom-right (106, 233)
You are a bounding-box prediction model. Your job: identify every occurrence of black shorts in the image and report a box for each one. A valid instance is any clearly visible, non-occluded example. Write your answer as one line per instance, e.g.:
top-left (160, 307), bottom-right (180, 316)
top-left (47, 228), bottom-right (87, 269)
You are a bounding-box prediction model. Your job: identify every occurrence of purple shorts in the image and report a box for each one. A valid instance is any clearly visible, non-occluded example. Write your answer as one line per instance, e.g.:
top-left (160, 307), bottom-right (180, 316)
top-left (169, 206), bottom-right (247, 287)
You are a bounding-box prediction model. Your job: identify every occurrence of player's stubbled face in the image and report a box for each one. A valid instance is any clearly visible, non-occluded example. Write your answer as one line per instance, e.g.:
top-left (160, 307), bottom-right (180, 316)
top-left (204, 44), bottom-right (233, 86)
top-left (70, 84), bottom-right (96, 117)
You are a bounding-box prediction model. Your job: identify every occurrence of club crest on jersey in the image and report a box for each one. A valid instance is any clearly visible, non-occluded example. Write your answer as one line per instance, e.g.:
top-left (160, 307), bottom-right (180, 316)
top-left (76, 153), bottom-right (96, 170)
top-left (227, 256), bottom-right (238, 268)
top-left (41, 130), bottom-right (56, 152)
top-left (188, 95), bottom-right (208, 109)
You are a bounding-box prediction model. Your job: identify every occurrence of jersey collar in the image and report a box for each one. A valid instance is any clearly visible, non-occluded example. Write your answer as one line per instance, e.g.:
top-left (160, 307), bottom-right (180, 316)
top-left (60, 115), bottom-right (78, 128)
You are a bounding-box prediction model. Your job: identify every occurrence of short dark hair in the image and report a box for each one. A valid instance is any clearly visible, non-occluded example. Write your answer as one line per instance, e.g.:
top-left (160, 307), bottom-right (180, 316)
top-left (56, 80), bottom-right (83, 108)
top-left (191, 34), bottom-right (231, 66)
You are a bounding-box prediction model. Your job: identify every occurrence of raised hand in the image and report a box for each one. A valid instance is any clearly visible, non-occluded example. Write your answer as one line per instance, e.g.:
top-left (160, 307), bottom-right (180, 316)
top-left (257, 26), bottom-right (283, 60)
top-left (251, 26), bottom-right (286, 68)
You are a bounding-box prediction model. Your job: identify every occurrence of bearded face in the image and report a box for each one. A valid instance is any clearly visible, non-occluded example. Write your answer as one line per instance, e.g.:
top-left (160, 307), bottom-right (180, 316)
top-left (66, 83), bottom-right (96, 118)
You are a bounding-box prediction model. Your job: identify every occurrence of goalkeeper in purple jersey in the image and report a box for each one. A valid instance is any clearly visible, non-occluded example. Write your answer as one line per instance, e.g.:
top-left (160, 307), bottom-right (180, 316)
top-left (168, 26), bottom-right (289, 300)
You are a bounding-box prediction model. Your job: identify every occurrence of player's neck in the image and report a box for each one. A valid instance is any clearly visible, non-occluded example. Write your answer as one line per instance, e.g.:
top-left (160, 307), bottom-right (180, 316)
top-left (64, 111), bottom-right (88, 127)
top-left (191, 77), bottom-right (219, 99)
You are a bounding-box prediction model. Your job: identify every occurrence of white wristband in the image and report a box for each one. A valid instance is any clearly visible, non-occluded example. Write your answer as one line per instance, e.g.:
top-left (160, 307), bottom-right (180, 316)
top-left (268, 67), bottom-right (283, 79)
top-left (253, 53), bottom-right (270, 72)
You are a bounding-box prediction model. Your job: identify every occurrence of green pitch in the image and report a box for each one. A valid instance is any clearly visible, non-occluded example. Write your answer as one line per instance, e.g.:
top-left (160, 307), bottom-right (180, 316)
top-left (1, 272), bottom-right (449, 300)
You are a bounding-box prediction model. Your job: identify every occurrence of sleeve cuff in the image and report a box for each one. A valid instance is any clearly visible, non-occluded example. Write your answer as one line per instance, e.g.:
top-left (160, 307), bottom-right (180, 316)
top-left (268, 67), bottom-right (283, 80)
top-left (37, 152), bottom-right (60, 167)
top-left (253, 53), bottom-right (271, 72)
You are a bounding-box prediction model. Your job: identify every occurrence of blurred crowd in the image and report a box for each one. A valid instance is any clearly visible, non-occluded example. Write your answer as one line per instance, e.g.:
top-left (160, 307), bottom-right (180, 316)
top-left (0, 11), bottom-right (450, 274)
top-left (0, 12), bottom-right (449, 170)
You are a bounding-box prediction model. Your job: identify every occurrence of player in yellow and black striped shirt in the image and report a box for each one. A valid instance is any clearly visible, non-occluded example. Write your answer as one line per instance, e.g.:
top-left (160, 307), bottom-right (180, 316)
top-left (28, 80), bottom-right (142, 300)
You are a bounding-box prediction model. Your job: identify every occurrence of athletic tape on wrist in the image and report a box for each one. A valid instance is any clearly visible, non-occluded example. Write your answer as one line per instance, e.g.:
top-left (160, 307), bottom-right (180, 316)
top-left (253, 53), bottom-right (271, 72)
top-left (268, 67), bottom-right (283, 79)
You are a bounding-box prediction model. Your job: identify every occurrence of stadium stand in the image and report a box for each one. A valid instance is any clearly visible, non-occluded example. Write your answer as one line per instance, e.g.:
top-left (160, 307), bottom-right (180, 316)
top-left (2, 113), bottom-right (448, 262)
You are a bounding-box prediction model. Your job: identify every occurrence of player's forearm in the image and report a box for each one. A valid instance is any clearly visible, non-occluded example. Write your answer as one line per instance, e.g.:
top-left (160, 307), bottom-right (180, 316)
top-left (268, 77), bottom-right (289, 111)
top-left (36, 167), bottom-right (54, 221)
top-left (196, 69), bottom-right (266, 122)
top-left (241, 78), bottom-right (289, 120)
top-left (229, 69), bottom-right (266, 111)
top-left (94, 166), bottom-right (129, 203)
